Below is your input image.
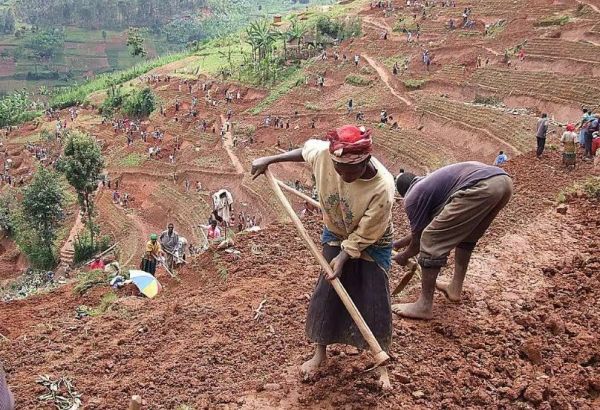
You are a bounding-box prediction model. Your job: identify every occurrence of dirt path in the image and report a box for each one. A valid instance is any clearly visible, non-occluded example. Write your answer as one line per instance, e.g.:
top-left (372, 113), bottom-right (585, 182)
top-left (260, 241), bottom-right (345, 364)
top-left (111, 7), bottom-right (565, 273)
top-left (220, 115), bottom-right (245, 175)
top-left (362, 16), bottom-right (404, 41)
top-left (481, 46), bottom-right (501, 56)
top-left (59, 211), bottom-right (84, 257)
top-left (362, 54), bottom-right (414, 107)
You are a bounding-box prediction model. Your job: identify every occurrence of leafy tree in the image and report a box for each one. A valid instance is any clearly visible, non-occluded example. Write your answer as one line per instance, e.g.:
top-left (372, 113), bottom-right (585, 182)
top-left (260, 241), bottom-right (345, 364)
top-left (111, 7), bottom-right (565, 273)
top-left (288, 17), bottom-right (307, 49)
top-left (126, 27), bottom-right (147, 57)
top-left (23, 29), bottom-right (65, 60)
top-left (62, 131), bottom-right (104, 249)
top-left (163, 18), bottom-right (205, 44)
top-left (21, 166), bottom-right (64, 269)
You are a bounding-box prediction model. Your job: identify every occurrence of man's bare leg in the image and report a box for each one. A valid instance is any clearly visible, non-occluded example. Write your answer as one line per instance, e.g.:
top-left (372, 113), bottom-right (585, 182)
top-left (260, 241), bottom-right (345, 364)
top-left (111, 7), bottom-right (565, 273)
top-left (436, 247), bottom-right (472, 302)
top-left (392, 267), bottom-right (439, 320)
top-left (301, 344), bottom-right (327, 378)
top-left (377, 365), bottom-right (392, 390)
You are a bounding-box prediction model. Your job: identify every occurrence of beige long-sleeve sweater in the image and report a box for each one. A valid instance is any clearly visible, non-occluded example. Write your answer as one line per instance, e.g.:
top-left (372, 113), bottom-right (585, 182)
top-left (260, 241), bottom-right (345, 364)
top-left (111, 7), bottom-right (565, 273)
top-left (302, 139), bottom-right (395, 259)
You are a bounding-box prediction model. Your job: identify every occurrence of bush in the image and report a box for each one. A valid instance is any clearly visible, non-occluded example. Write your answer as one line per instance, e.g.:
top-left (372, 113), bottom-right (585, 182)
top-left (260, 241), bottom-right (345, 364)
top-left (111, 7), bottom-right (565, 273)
top-left (315, 16), bottom-right (361, 41)
top-left (403, 79), bottom-right (426, 90)
top-left (0, 90), bottom-right (41, 127)
top-left (582, 177), bottom-right (600, 199)
top-left (122, 88), bottom-right (156, 118)
top-left (345, 74), bottom-right (372, 87)
top-left (0, 192), bottom-right (16, 236)
top-left (18, 237), bottom-right (57, 270)
top-left (73, 233), bottom-right (111, 264)
top-left (100, 87), bottom-right (126, 117)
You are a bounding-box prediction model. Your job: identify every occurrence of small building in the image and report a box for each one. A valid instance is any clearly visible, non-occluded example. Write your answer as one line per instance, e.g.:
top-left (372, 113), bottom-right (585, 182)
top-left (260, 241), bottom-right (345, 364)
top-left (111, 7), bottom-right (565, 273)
top-left (273, 15), bottom-right (282, 24)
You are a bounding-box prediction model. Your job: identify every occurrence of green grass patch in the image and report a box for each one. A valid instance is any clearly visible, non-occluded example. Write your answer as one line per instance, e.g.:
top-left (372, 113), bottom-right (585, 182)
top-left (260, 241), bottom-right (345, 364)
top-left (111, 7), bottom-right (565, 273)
top-left (345, 74), bottom-right (372, 87)
top-left (77, 291), bottom-right (118, 317)
top-left (403, 79), bottom-right (426, 90)
top-left (237, 124), bottom-right (256, 138)
top-left (535, 15), bottom-right (570, 27)
top-left (73, 269), bottom-right (109, 295)
top-left (393, 16), bottom-right (418, 32)
top-left (473, 94), bottom-right (502, 106)
top-left (119, 152), bottom-right (147, 167)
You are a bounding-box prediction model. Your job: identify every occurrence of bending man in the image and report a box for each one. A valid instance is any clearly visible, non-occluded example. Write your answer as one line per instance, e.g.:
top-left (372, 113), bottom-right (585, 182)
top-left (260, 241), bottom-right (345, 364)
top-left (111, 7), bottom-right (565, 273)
top-left (393, 162), bottom-right (513, 320)
top-left (251, 125), bottom-right (395, 388)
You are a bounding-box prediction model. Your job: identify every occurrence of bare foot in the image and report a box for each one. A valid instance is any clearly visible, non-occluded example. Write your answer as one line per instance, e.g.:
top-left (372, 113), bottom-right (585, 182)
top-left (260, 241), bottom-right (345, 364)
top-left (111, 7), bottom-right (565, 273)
top-left (378, 366), bottom-right (392, 391)
top-left (435, 282), bottom-right (462, 302)
top-left (391, 302), bottom-right (433, 320)
top-left (300, 354), bottom-right (326, 380)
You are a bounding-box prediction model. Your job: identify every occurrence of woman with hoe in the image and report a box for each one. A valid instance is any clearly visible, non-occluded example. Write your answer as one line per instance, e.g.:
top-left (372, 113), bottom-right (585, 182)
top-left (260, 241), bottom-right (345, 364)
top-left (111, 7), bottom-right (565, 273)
top-left (251, 125), bottom-right (395, 388)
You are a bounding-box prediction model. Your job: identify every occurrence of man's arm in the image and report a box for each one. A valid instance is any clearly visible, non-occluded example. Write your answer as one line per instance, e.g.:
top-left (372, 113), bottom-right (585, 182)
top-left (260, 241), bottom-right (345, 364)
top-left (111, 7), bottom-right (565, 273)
top-left (393, 234), bottom-right (412, 250)
top-left (394, 230), bottom-right (422, 266)
top-left (251, 149), bottom-right (305, 179)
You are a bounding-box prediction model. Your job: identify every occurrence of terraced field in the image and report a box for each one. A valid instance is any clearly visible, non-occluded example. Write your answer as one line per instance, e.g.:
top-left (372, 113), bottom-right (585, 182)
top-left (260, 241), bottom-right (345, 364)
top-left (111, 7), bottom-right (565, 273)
top-left (414, 94), bottom-right (537, 153)
top-left (470, 67), bottom-right (600, 106)
top-left (525, 38), bottom-right (600, 63)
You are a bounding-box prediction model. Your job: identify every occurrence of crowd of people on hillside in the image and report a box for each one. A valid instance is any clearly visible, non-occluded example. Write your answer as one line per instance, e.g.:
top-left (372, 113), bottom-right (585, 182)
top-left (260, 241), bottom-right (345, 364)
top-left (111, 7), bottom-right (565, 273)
top-left (534, 108), bottom-right (600, 167)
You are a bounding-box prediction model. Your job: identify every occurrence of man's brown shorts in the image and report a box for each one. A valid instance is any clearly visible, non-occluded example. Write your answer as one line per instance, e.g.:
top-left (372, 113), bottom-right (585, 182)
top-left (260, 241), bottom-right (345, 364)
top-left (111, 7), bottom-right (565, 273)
top-left (419, 175), bottom-right (513, 268)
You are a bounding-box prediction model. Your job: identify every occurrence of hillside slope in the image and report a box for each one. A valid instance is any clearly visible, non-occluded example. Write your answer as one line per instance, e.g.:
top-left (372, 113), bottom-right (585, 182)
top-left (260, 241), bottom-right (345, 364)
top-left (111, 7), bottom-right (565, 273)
top-left (1, 0), bottom-right (600, 408)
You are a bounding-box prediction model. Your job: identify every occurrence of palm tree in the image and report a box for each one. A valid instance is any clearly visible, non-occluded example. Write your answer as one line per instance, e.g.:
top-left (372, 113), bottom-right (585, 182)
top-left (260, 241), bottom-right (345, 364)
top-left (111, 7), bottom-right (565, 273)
top-left (288, 18), bottom-right (307, 57)
top-left (245, 20), bottom-right (276, 62)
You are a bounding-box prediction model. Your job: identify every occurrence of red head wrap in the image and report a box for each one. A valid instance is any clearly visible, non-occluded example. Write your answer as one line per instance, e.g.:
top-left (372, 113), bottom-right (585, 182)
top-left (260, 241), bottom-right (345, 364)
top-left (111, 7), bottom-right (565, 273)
top-left (327, 125), bottom-right (373, 164)
top-left (566, 123), bottom-right (575, 132)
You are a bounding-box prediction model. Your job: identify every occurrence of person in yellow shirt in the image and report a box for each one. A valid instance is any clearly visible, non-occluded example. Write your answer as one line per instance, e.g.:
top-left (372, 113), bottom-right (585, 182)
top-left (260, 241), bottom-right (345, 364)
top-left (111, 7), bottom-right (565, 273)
top-left (252, 125), bottom-right (394, 389)
top-left (141, 233), bottom-right (162, 276)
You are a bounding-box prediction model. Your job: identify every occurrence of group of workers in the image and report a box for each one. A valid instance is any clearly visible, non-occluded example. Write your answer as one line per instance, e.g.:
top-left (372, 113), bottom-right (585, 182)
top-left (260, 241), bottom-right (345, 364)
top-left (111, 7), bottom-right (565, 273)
top-left (536, 109), bottom-right (600, 168)
top-left (251, 124), bottom-right (513, 388)
top-left (141, 223), bottom-right (186, 275)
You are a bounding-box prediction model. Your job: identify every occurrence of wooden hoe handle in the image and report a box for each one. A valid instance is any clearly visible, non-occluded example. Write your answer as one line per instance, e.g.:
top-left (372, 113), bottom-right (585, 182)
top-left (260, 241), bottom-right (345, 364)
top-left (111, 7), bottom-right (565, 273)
top-left (265, 170), bottom-right (389, 366)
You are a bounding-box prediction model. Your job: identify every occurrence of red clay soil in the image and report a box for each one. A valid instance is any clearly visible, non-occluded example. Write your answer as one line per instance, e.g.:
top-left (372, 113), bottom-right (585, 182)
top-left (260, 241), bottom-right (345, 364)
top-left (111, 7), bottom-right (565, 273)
top-left (2, 0), bottom-right (600, 408)
top-left (1, 153), bottom-right (599, 409)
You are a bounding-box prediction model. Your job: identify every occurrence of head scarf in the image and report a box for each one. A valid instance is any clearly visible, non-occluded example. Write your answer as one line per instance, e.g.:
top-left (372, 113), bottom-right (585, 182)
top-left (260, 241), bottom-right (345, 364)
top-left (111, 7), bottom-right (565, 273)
top-left (327, 125), bottom-right (373, 164)
top-left (566, 123), bottom-right (575, 132)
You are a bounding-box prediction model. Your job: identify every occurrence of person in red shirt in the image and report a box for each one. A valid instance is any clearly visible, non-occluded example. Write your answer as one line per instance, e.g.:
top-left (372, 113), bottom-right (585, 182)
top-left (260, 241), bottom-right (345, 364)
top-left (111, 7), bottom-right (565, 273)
top-left (89, 257), bottom-right (105, 270)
